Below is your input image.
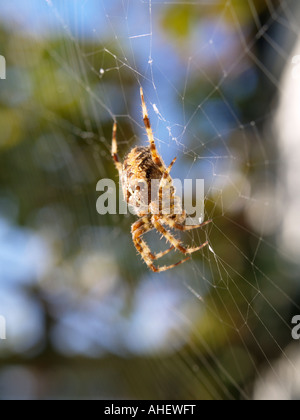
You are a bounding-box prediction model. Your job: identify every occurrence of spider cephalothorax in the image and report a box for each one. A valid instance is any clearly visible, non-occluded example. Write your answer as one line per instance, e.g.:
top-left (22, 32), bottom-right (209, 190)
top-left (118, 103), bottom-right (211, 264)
top-left (111, 87), bottom-right (211, 272)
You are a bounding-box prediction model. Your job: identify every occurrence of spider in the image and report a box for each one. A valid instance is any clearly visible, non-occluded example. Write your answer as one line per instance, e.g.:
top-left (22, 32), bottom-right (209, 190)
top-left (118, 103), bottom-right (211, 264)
top-left (111, 87), bottom-right (211, 272)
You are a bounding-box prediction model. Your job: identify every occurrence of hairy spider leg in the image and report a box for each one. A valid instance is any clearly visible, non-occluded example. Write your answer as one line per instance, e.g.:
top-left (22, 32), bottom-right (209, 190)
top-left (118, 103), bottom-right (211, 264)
top-left (152, 216), bottom-right (209, 255)
top-left (132, 217), bottom-right (174, 257)
top-left (131, 217), bottom-right (191, 272)
top-left (164, 218), bottom-right (212, 231)
top-left (158, 157), bottom-right (178, 214)
top-left (159, 157), bottom-right (177, 188)
top-left (140, 87), bottom-right (165, 170)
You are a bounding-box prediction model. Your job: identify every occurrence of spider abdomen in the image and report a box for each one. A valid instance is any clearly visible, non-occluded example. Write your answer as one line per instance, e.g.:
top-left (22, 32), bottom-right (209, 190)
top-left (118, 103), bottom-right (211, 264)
top-left (121, 146), bottom-right (163, 214)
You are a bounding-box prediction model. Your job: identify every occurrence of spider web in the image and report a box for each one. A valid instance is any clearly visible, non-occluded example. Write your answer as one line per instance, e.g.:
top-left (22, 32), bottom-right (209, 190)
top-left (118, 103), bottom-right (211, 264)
top-left (0, 0), bottom-right (300, 400)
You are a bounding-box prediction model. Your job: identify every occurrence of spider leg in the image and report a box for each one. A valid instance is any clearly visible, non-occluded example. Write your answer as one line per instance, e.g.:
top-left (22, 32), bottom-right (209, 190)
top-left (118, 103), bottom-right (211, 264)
top-left (154, 246), bottom-right (175, 260)
top-left (149, 256), bottom-right (191, 273)
top-left (140, 87), bottom-right (164, 170)
top-left (132, 217), bottom-right (192, 272)
top-left (152, 216), bottom-right (209, 255)
top-left (166, 157), bottom-right (177, 175)
top-left (159, 157), bottom-right (177, 189)
top-left (131, 217), bottom-right (175, 270)
top-left (111, 122), bottom-right (122, 174)
top-left (133, 217), bottom-right (193, 272)
top-left (156, 157), bottom-right (178, 214)
top-left (165, 218), bottom-right (212, 231)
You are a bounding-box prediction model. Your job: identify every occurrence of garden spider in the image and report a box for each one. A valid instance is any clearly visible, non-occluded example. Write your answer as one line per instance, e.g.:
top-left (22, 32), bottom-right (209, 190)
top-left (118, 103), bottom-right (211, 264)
top-left (112, 87), bottom-right (211, 272)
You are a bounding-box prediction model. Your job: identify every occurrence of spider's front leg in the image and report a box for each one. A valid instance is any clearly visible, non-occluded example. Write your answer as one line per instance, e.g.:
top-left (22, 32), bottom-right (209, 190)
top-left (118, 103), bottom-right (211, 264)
top-left (140, 87), bottom-right (164, 170)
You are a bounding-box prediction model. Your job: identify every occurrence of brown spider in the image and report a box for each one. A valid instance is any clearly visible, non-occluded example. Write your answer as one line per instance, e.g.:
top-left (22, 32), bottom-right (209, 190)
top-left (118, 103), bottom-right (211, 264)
top-left (111, 87), bottom-right (211, 272)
